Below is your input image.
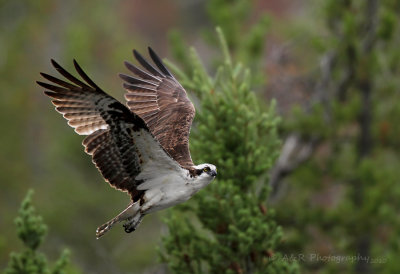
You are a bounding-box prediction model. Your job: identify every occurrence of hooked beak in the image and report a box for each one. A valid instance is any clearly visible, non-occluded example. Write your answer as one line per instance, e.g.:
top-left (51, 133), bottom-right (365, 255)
top-left (211, 170), bottom-right (217, 177)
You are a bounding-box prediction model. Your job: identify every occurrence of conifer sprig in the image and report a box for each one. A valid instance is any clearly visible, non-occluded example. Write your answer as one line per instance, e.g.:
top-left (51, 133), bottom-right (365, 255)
top-left (4, 190), bottom-right (70, 274)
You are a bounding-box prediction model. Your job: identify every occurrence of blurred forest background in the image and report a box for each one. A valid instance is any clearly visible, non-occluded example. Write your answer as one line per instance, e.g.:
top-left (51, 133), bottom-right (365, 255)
top-left (1, 0), bottom-right (400, 273)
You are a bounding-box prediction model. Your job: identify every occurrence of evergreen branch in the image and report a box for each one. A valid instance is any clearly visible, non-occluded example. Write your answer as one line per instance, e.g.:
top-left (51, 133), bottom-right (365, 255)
top-left (216, 26), bottom-right (232, 68)
top-left (5, 190), bottom-right (70, 274)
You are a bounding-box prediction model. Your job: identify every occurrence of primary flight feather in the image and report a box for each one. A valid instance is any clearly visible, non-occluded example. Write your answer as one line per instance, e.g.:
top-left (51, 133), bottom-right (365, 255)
top-left (37, 48), bottom-right (217, 238)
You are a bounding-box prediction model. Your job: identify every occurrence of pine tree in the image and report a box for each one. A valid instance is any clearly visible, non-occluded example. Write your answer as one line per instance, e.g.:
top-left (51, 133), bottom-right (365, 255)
top-left (159, 28), bottom-right (298, 274)
top-left (4, 190), bottom-right (70, 274)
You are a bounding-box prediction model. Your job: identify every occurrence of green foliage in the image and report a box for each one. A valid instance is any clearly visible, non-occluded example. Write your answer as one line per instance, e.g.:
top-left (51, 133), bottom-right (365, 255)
top-left (15, 191), bottom-right (48, 251)
top-left (160, 28), bottom-right (298, 274)
top-left (4, 190), bottom-right (70, 274)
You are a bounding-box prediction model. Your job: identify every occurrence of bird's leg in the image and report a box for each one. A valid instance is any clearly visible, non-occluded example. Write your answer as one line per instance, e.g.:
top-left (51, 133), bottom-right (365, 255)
top-left (96, 201), bottom-right (140, 239)
top-left (123, 189), bottom-right (163, 233)
top-left (123, 214), bottom-right (144, 233)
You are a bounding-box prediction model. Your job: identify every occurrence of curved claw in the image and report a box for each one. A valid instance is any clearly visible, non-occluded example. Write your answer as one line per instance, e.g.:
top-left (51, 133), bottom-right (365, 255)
top-left (122, 214), bottom-right (144, 233)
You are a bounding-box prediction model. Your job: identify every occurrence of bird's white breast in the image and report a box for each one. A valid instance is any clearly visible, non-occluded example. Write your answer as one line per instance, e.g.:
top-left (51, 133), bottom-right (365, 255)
top-left (137, 167), bottom-right (212, 214)
top-left (130, 131), bottom-right (213, 214)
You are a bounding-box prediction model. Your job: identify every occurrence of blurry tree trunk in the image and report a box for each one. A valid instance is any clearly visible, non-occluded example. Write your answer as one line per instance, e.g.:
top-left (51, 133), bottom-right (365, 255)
top-left (354, 1), bottom-right (378, 272)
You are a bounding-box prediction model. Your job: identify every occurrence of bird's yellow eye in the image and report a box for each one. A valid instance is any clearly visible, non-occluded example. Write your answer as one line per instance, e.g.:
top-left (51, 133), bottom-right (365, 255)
top-left (203, 167), bottom-right (210, 172)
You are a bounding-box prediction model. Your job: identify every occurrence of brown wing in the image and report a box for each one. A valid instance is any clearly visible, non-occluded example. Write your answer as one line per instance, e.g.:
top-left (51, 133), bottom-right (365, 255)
top-left (119, 47), bottom-right (195, 168)
top-left (37, 59), bottom-right (172, 201)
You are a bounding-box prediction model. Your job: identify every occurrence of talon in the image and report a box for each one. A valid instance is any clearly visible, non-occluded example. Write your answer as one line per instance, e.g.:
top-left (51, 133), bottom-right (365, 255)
top-left (123, 223), bottom-right (136, 233)
top-left (125, 227), bottom-right (135, 233)
top-left (96, 229), bottom-right (106, 239)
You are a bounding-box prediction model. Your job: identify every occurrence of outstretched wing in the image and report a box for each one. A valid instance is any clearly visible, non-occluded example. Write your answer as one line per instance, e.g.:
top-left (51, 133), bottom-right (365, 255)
top-left (37, 60), bottom-right (180, 201)
top-left (120, 48), bottom-right (195, 168)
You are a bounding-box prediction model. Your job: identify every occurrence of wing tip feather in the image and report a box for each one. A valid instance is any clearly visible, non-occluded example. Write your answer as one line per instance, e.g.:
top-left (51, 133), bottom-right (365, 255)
top-left (133, 49), bottom-right (140, 58)
top-left (147, 46), bottom-right (155, 56)
top-left (36, 81), bottom-right (52, 90)
top-left (147, 47), bottom-right (173, 77)
top-left (50, 59), bottom-right (61, 69)
top-left (119, 73), bottom-right (129, 81)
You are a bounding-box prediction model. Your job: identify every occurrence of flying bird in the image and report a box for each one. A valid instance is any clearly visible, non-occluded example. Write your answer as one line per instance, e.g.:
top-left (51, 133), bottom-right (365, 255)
top-left (37, 48), bottom-right (217, 238)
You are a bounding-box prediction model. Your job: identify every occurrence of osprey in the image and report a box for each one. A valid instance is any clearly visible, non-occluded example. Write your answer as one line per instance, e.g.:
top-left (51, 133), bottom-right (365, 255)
top-left (37, 47), bottom-right (217, 238)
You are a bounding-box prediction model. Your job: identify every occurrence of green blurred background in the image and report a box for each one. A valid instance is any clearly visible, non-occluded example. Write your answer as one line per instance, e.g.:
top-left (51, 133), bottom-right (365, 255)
top-left (2, 0), bottom-right (400, 273)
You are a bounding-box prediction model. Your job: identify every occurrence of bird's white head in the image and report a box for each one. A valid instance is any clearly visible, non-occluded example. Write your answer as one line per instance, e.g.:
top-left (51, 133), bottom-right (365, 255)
top-left (194, 163), bottom-right (217, 179)
top-left (190, 163), bottom-right (217, 190)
